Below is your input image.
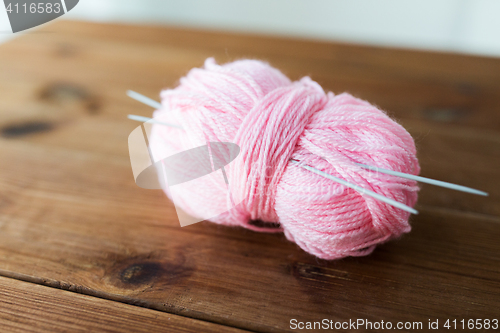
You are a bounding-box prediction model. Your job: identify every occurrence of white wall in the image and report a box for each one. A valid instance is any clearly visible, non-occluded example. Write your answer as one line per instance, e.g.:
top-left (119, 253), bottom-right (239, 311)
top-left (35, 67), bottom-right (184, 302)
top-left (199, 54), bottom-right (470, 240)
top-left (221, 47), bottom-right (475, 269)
top-left (1, 0), bottom-right (500, 57)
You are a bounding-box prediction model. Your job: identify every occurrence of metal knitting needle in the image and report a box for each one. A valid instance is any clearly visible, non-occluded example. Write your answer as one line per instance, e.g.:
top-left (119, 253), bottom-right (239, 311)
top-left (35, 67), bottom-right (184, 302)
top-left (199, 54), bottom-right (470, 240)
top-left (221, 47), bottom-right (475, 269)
top-left (127, 90), bottom-right (418, 214)
top-left (125, 90), bottom-right (486, 212)
top-left (125, 91), bottom-right (482, 194)
top-left (127, 114), bottom-right (183, 128)
top-left (127, 90), bottom-right (162, 109)
top-left (355, 163), bottom-right (488, 196)
top-left (289, 160), bottom-right (418, 214)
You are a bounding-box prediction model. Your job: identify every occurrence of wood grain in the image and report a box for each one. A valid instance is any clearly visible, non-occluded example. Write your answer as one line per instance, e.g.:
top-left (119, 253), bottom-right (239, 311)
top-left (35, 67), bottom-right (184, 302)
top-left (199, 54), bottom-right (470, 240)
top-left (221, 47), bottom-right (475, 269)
top-left (0, 276), bottom-right (246, 333)
top-left (0, 20), bottom-right (499, 332)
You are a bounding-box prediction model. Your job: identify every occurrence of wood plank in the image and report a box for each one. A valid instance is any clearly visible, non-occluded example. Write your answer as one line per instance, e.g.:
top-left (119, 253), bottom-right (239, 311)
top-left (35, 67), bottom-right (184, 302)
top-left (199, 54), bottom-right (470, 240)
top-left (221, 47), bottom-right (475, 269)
top-left (0, 20), bottom-right (499, 333)
top-left (0, 276), bottom-right (247, 333)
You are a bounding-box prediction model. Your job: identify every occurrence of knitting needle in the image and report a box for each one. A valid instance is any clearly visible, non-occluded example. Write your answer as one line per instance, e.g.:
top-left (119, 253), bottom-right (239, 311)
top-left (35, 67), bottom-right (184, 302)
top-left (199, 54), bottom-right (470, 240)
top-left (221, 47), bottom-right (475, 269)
top-left (289, 160), bottom-right (418, 214)
top-left (127, 114), bottom-right (183, 129)
top-left (126, 91), bottom-right (418, 214)
top-left (125, 90), bottom-right (486, 212)
top-left (127, 90), bottom-right (162, 109)
top-left (124, 90), bottom-right (486, 199)
top-left (355, 163), bottom-right (488, 196)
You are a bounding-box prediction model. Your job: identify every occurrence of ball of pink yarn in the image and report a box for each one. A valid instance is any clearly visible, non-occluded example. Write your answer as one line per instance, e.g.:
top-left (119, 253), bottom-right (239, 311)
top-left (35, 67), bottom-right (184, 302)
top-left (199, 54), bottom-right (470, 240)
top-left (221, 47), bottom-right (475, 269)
top-left (149, 58), bottom-right (420, 260)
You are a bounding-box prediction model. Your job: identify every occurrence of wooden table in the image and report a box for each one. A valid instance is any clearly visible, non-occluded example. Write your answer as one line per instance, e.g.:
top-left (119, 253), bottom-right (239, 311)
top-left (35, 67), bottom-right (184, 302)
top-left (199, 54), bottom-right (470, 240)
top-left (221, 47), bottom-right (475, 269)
top-left (0, 20), bottom-right (499, 332)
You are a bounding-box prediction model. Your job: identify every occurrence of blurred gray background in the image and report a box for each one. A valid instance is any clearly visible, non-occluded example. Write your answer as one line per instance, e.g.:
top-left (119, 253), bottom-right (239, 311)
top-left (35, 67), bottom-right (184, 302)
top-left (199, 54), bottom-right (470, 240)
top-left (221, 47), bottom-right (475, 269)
top-left (1, 0), bottom-right (500, 56)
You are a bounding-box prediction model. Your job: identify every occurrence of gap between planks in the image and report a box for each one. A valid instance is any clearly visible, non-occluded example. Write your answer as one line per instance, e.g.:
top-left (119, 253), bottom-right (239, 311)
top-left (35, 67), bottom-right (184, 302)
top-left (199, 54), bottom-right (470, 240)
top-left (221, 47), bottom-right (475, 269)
top-left (0, 271), bottom-right (255, 333)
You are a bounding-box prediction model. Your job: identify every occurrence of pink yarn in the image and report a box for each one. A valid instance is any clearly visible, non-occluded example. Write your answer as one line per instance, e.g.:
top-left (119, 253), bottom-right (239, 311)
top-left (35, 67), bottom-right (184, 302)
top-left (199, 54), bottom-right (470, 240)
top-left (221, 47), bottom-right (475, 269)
top-left (149, 58), bottom-right (420, 260)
